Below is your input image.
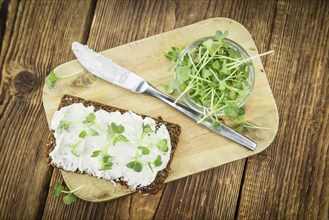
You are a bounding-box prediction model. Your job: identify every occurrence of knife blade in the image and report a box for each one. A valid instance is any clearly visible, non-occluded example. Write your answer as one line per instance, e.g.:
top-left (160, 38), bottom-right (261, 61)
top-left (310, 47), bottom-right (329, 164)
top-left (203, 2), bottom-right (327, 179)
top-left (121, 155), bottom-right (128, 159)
top-left (71, 41), bottom-right (256, 150)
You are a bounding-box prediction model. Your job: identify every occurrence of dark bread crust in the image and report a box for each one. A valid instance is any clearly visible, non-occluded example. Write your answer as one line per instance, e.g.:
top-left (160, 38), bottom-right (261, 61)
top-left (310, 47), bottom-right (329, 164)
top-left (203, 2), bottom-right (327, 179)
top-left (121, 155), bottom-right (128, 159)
top-left (46, 94), bottom-right (181, 194)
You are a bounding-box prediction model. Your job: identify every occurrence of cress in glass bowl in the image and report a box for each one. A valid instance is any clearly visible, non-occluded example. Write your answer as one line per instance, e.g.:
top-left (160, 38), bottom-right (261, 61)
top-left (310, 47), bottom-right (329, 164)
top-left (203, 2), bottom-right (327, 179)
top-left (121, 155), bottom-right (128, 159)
top-left (173, 33), bottom-right (255, 121)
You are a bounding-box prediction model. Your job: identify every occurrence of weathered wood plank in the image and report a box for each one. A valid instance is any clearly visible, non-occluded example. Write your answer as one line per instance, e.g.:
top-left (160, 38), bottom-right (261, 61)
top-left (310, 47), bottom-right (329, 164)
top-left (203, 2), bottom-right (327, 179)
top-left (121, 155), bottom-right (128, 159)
top-left (154, 0), bottom-right (278, 219)
top-left (43, 17), bottom-right (279, 201)
top-left (41, 0), bottom-right (277, 219)
top-left (154, 162), bottom-right (246, 219)
top-left (0, 0), bottom-right (326, 219)
top-left (0, 0), bottom-right (16, 68)
top-left (0, 0), bottom-right (19, 98)
top-left (0, 0), bottom-right (95, 219)
top-left (42, 0), bottom-right (178, 218)
top-left (236, 0), bottom-right (329, 219)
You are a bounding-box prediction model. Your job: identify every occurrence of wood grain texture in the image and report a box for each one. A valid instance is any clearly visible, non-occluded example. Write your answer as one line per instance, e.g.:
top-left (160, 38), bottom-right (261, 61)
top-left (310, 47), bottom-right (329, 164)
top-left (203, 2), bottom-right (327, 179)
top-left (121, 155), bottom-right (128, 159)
top-left (41, 0), bottom-right (278, 219)
top-left (154, 161), bottom-right (246, 220)
top-left (1, 0), bottom-right (328, 219)
top-left (236, 0), bottom-right (329, 219)
top-left (154, 1), bottom-right (279, 219)
top-left (42, 17), bottom-right (279, 201)
top-left (0, 0), bottom-right (95, 219)
top-left (42, 168), bottom-right (164, 220)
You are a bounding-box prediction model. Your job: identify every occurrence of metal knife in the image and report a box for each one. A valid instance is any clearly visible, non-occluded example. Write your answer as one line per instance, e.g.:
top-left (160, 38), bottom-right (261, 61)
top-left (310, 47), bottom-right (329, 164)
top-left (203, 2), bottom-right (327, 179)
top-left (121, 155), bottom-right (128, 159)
top-left (71, 42), bottom-right (256, 150)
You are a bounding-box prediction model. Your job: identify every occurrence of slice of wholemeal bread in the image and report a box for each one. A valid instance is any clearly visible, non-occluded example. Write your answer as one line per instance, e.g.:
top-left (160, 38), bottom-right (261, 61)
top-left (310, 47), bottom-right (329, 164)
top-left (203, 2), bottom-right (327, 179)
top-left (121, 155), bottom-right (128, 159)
top-left (46, 94), bottom-right (181, 194)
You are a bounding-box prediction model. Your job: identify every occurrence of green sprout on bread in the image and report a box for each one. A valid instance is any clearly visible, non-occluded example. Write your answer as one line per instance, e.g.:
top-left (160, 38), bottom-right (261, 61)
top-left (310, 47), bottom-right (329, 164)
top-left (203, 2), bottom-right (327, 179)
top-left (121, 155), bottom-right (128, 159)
top-left (59, 120), bottom-right (71, 133)
top-left (126, 160), bottom-right (143, 172)
top-left (91, 122), bottom-right (129, 171)
top-left (107, 122), bottom-right (129, 145)
top-left (126, 123), bottom-right (169, 172)
top-left (70, 130), bottom-right (87, 157)
top-left (147, 155), bottom-right (163, 172)
top-left (59, 113), bottom-right (100, 136)
top-left (136, 123), bottom-right (153, 155)
top-left (157, 139), bottom-right (169, 152)
top-left (146, 140), bottom-right (168, 172)
top-left (82, 113), bottom-right (100, 136)
top-left (66, 113), bottom-right (100, 157)
top-left (126, 123), bottom-right (153, 172)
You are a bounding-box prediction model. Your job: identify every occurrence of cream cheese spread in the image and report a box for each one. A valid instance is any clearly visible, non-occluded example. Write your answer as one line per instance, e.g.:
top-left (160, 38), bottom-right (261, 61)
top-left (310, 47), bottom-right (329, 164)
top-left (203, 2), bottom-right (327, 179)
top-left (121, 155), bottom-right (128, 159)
top-left (49, 103), bottom-right (172, 190)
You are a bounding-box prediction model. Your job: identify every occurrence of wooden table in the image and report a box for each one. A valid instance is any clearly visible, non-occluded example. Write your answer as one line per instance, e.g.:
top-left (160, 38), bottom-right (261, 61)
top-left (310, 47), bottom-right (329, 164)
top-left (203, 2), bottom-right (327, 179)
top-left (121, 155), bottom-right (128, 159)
top-left (0, 0), bottom-right (328, 219)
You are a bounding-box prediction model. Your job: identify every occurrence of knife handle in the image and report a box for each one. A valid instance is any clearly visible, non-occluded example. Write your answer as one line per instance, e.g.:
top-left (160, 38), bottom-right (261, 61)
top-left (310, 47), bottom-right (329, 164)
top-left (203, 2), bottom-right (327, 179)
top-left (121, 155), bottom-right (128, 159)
top-left (144, 85), bottom-right (256, 151)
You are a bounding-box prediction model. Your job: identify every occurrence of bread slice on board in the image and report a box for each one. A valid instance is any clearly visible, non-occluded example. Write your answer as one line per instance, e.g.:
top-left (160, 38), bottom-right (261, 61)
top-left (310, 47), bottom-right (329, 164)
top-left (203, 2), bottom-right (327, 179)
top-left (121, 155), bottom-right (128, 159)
top-left (46, 94), bottom-right (181, 194)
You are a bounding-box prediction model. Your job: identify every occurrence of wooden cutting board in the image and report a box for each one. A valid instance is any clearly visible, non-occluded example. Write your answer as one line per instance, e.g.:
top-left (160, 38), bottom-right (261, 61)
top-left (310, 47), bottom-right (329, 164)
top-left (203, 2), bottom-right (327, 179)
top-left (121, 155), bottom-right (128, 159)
top-left (43, 18), bottom-right (279, 202)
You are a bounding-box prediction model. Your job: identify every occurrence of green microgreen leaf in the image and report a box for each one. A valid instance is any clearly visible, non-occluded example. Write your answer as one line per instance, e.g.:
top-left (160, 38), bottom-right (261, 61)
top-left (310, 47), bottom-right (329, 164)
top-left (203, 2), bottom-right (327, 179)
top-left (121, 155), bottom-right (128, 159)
top-left (70, 149), bottom-right (80, 157)
top-left (229, 91), bottom-right (238, 100)
top-left (201, 68), bottom-right (212, 78)
top-left (219, 81), bottom-right (226, 91)
top-left (224, 103), bottom-right (239, 122)
top-left (220, 59), bottom-right (228, 75)
top-left (107, 124), bottom-right (114, 136)
top-left (126, 161), bottom-right (134, 169)
top-left (102, 154), bottom-right (111, 163)
top-left (227, 48), bottom-right (241, 58)
top-left (238, 89), bottom-right (248, 100)
top-left (211, 120), bottom-right (222, 130)
top-left (158, 139), bottom-right (169, 152)
top-left (70, 140), bottom-right (81, 157)
top-left (113, 134), bottom-right (129, 145)
top-left (52, 182), bottom-right (63, 197)
top-left (175, 65), bottom-right (190, 82)
top-left (234, 124), bottom-right (245, 132)
top-left (45, 70), bottom-right (59, 88)
top-left (113, 137), bottom-right (119, 146)
top-left (214, 30), bottom-right (228, 41)
top-left (116, 125), bottom-right (125, 134)
top-left (148, 162), bottom-right (154, 172)
top-left (59, 121), bottom-right (70, 133)
top-left (137, 146), bottom-right (150, 155)
top-left (133, 162), bottom-right (142, 172)
top-left (164, 30), bottom-right (270, 124)
top-left (45, 69), bottom-right (83, 88)
top-left (79, 130), bottom-right (87, 138)
top-left (99, 161), bottom-right (113, 171)
top-left (165, 47), bottom-right (181, 62)
top-left (237, 114), bottom-right (245, 122)
top-left (212, 60), bottom-right (220, 70)
top-left (110, 122), bottom-right (125, 134)
top-left (142, 123), bottom-right (153, 134)
top-left (99, 153), bottom-right (113, 170)
top-left (203, 39), bottom-right (213, 51)
top-left (83, 113), bottom-right (96, 124)
top-left (91, 150), bottom-right (101, 157)
top-left (111, 122), bottom-right (118, 132)
top-left (51, 181), bottom-right (84, 206)
top-left (63, 193), bottom-right (77, 205)
top-left (126, 161), bottom-right (142, 172)
top-left (89, 127), bottom-right (99, 136)
top-left (165, 79), bottom-right (180, 94)
top-left (153, 155), bottom-right (162, 167)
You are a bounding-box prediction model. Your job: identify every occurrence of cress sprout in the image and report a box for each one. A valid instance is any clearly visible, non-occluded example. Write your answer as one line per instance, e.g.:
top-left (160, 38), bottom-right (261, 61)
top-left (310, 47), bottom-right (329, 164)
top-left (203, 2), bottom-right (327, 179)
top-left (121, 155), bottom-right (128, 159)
top-left (52, 181), bottom-right (85, 205)
top-left (165, 30), bottom-right (274, 131)
top-left (45, 70), bottom-right (83, 88)
top-left (91, 122), bottom-right (129, 171)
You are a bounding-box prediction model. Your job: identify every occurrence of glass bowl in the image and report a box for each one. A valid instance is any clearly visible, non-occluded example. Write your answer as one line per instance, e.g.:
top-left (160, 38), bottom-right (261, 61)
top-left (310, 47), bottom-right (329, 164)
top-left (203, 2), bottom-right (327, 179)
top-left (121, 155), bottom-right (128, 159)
top-left (174, 37), bottom-right (255, 115)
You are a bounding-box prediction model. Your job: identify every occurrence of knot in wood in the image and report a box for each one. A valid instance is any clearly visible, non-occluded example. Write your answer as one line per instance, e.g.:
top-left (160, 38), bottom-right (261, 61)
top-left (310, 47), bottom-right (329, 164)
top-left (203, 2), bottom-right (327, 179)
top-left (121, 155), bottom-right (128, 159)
top-left (14, 71), bottom-right (38, 94)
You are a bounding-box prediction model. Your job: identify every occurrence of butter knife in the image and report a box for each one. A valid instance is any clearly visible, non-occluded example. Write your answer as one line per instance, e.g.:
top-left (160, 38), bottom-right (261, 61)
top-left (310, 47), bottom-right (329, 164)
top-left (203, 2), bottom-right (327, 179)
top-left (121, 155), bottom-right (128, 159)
top-left (71, 42), bottom-right (256, 150)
